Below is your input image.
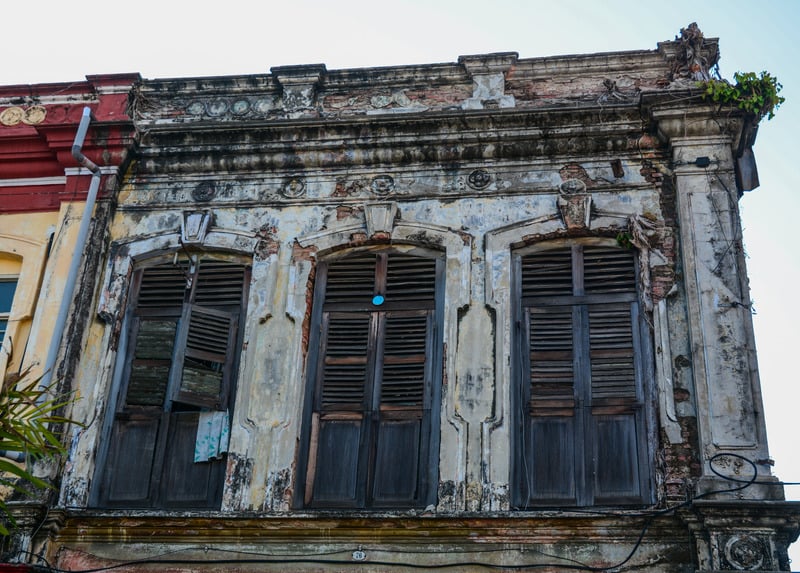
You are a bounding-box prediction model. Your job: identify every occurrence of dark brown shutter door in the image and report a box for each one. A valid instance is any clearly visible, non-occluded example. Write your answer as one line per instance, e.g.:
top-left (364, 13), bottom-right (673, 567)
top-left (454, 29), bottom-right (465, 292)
top-left (309, 312), bottom-right (371, 506)
top-left (159, 412), bottom-right (225, 509)
top-left (518, 244), bottom-right (646, 507)
top-left (99, 259), bottom-right (247, 509)
top-left (589, 301), bottom-right (644, 502)
top-left (372, 311), bottom-right (431, 505)
top-left (524, 306), bottom-right (579, 505)
top-left (100, 414), bottom-right (161, 505)
top-left (305, 250), bottom-right (440, 508)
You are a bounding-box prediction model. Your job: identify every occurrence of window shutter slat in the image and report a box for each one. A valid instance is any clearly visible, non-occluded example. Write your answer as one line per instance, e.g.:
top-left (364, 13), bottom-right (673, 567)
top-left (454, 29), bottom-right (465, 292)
top-left (321, 314), bottom-right (370, 409)
top-left (521, 248), bottom-right (573, 298)
top-left (177, 306), bottom-right (236, 409)
top-left (324, 254), bottom-right (377, 305)
top-left (381, 313), bottom-right (428, 407)
top-left (137, 266), bottom-right (188, 308)
top-left (589, 304), bottom-right (637, 407)
top-left (125, 319), bottom-right (176, 406)
top-left (385, 255), bottom-right (436, 303)
top-left (583, 247), bottom-right (636, 295)
top-left (529, 307), bottom-right (575, 416)
top-left (194, 262), bottom-right (247, 307)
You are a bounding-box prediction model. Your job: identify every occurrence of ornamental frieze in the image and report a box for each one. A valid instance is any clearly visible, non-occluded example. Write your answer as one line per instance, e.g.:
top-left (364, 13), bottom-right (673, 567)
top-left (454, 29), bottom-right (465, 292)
top-left (116, 162), bottom-right (650, 210)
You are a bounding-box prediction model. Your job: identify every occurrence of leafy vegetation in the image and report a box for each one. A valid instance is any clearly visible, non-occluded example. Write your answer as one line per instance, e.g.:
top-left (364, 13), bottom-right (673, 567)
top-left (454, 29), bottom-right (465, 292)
top-left (0, 370), bottom-right (74, 536)
top-left (701, 71), bottom-right (785, 121)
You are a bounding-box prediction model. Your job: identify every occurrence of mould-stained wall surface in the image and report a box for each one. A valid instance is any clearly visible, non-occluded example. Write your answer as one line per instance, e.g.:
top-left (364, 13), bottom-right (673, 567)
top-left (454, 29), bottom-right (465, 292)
top-left (4, 26), bottom-right (799, 573)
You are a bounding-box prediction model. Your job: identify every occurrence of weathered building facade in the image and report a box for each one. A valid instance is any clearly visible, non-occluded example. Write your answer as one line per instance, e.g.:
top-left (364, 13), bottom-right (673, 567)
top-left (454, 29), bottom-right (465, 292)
top-left (4, 25), bottom-right (800, 572)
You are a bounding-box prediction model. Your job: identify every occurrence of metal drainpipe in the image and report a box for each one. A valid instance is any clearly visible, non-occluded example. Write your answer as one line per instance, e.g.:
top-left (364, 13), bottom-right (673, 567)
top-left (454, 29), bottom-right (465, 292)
top-left (37, 106), bottom-right (101, 394)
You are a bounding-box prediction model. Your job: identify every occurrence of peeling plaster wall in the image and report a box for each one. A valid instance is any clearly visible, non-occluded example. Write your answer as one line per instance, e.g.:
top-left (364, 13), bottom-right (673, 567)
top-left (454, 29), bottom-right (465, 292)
top-left (43, 40), bottom-right (800, 573)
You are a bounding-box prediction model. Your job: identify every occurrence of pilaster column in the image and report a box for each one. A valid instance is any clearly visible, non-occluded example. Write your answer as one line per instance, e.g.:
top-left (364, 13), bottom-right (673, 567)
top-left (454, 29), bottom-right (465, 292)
top-left (654, 107), bottom-right (778, 499)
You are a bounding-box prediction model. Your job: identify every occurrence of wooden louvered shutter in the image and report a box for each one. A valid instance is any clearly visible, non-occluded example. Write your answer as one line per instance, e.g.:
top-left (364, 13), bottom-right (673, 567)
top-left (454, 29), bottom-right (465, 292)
top-left (372, 310), bottom-right (432, 505)
top-left (101, 264), bottom-right (187, 506)
top-left (309, 311), bottom-right (373, 506)
top-left (172, 305), bottom-right (238, 409)
top-left (517, 244), bottom-right (647, 507)
top-left (159, 261), bottom-right (245, 509)
top-left (583, 247), bottom-right (645, 503)
top-left (305, 250), bottom-right (439, 508)
top-left (308, 253), bottom-right (377, 506)
top-left (520, 247), bottom-right (580, 504)
top-left (372, 254), bottom-right (436, 506)
top-left (99, 259), bottom-right (247, 509)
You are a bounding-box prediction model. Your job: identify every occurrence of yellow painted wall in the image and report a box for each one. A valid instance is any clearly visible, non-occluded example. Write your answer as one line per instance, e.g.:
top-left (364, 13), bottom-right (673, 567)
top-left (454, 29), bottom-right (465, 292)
top-left (0, 203), bottom-right (86, 383)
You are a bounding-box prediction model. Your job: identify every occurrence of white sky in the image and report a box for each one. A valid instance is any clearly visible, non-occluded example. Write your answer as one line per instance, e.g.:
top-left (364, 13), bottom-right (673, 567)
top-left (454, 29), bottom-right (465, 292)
top-left (3, 0), bottom-right (798, 563)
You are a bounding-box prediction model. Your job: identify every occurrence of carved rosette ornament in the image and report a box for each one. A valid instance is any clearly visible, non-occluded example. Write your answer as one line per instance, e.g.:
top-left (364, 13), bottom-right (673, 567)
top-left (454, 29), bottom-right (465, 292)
top-left (282, 177), bottom-right (306, 198)
top-left (722, 534), bottom-right (771, 571)
top-left (370, 175), bottom-right (395, 196)
top-left (557, 178), bottom-right (592, 231)
top-left (0, 105), bottom-right (46, 126)
top-left (191, 181), bottom-right (216, 202)
top-left (467, 169), bottom-right (492, 190)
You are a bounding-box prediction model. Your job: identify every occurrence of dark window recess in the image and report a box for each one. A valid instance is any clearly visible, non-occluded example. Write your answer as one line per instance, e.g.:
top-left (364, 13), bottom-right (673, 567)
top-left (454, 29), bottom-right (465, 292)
top-left (97, 258), bottom-right (248, 509)
top-left (299, 250), bottom-right (443, 509)
top-left (514, 244), bottom-right (650, 508)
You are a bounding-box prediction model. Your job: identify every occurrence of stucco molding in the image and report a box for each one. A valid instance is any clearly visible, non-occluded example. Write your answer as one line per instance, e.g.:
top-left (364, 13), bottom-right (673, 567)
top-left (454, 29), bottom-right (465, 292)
top-left (97, 227), bottom-right (260, 322)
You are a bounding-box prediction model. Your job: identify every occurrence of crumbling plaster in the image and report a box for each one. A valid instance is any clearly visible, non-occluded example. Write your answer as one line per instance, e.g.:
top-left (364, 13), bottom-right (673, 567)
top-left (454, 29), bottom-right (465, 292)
top-left (41, 36), bottom-right (800, 573)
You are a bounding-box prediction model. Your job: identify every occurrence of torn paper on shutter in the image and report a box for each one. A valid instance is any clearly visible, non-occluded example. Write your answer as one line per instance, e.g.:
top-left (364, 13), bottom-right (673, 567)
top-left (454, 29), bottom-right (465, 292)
top-left (194, 410), bottom-right (230, 462)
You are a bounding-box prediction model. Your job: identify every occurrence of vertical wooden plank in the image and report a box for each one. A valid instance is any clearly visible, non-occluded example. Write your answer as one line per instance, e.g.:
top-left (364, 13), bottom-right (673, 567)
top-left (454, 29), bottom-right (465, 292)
top-left (101, 416), bottom-right (160, 506)
top-left (311, 417), bottom-right (364, 506)
top-left (160, 412), bottom-right (224, 509)
top-left (372, 417), bottom-right (422, 504)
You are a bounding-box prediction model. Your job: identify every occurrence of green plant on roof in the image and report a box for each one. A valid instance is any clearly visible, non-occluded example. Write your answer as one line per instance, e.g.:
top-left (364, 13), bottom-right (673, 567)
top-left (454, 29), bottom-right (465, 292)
top-left (701, 71), bottom-right (784, 121)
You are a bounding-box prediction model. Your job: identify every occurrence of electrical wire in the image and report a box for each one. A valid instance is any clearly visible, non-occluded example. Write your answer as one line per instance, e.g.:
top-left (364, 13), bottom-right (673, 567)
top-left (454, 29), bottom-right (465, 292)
top-left (9, 452), bottom-right (782, 573)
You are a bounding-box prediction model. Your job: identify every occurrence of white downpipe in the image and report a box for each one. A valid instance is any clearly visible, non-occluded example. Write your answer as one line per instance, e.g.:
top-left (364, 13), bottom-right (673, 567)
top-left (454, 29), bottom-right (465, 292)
top-left (37, 107), bottom-right (101, 394)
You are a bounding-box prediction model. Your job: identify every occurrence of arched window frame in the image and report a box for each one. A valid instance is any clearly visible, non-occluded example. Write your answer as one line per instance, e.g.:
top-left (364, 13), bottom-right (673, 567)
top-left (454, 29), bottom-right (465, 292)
top-left (294, 244), bottom-right (446, 509)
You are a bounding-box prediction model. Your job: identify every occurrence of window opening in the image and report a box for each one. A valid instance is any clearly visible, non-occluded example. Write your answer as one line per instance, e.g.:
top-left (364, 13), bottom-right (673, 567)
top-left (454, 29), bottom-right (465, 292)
top-left (96, 258), bottom-right (249, 509)
top-left (514, 242), bottom-right (650, 508)
top-left (299, 249), bottom-right (443, 509)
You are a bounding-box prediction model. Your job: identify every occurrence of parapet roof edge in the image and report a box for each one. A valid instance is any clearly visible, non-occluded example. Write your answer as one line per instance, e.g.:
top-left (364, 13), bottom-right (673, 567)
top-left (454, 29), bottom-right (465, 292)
top-left (138, 39), bottom-right (708, 89)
